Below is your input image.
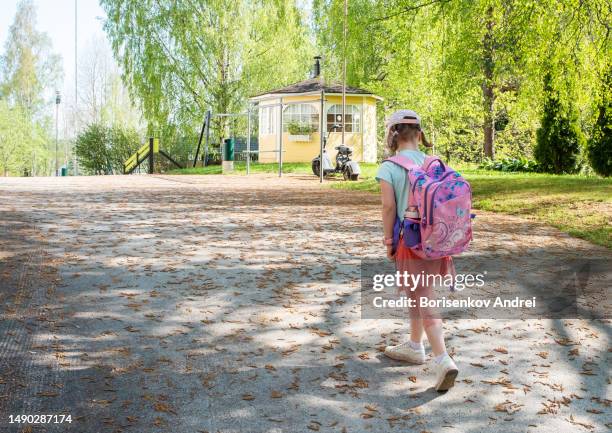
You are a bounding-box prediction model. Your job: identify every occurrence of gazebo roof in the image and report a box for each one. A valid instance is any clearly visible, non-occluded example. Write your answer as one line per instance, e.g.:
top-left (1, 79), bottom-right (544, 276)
top-left (250, 77), bottom-right (380, 100)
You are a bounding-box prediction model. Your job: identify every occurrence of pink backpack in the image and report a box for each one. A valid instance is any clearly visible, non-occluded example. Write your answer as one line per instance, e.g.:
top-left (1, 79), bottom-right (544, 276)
top-left (387, 155), bottom-right (473, 259)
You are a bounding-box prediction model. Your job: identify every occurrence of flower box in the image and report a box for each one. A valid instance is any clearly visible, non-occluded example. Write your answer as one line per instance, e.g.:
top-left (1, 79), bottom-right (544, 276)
top-left (288, 134), bottom-right (311, 142)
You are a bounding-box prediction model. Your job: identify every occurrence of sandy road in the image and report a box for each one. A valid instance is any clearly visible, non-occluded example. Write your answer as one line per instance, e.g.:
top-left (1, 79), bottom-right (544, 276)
top-left (0, 174), bottom-right (609, 433)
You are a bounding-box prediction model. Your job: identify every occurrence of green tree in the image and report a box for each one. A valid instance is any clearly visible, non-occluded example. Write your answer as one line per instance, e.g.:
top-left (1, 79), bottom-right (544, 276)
top-left (0, 101), bottom-right (26, 176)
top-left (100, 0), bottom-right (313, 147)
top-left (313, 0), bottom-right (610, 162)
top-left (0, 0), bottom-right (62, 119)
top-left (587, 65), bottom-right (612, 177)
top-left (0, 0), bottom-right (62, 176)
top-left (534, 72), bottom-right (584, 174)
top-left (74, 123), bottom-right (111, 175)
top-left (0, 100), bottom-right (49, 176)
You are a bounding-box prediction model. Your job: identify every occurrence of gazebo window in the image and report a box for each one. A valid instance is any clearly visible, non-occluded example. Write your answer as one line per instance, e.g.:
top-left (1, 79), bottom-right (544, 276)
top-left (260, 106), bottom-right (277, 135)
top-left (283, 104), bottom-right (319, 133)
top-left (326, 104), bottom-right (361, 133)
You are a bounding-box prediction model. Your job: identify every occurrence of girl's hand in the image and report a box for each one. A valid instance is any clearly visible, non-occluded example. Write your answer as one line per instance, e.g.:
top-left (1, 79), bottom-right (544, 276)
top-left (386, 245), bottom-right (396, 261)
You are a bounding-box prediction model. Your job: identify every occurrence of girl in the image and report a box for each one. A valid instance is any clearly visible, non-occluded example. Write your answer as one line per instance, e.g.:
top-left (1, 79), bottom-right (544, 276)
top-left (375, 109), bottom-right (458, 392)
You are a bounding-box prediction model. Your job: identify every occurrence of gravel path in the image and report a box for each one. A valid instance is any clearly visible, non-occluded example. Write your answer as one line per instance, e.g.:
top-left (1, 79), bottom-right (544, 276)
top-left (0, 174), bottom-right (610, 433)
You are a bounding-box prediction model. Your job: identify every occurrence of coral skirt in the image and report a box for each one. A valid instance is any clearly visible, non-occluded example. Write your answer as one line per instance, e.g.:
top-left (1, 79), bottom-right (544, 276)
top-left (395, 236), bottom-right (456, 293)
top-left (395, 237), bottom-right (455, 322)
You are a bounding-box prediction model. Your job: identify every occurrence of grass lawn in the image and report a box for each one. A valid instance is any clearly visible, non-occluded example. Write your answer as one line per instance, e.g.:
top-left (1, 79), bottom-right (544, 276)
top-left (331, 164), bottom-right (612, 248)
top-left (167, 161), bottom-right (312, 175)
top-left (167, 162), bottom-right (611, 248)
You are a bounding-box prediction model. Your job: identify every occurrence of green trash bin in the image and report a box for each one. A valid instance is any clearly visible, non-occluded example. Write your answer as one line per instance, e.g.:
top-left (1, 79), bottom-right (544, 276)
top-left (222, 138), bottom-right (235, 172)
top-left (223, 138), bottom-right (235, 161)
top-left (61, 166), bottom-right (67, 176)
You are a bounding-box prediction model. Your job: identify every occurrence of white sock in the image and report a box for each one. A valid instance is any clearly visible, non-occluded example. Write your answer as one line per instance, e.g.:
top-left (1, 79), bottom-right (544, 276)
top-left (434, 352), bottom-right (448, 364)
top-left (408, 340), bottom-right (424, 351)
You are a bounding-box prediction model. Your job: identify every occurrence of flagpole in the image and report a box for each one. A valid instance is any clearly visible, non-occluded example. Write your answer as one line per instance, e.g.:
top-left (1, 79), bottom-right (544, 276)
top-left (74, 0), bottom-right (78, 175)
top-left (341, 0), bottom-right (347, 145)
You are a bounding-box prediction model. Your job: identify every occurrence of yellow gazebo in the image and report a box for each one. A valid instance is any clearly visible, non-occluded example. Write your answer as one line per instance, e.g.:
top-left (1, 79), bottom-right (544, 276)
top-left (249, 64), bottom-right (381, 164)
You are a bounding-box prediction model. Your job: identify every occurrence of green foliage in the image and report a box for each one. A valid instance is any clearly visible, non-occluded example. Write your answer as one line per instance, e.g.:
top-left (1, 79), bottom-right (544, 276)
top-left (108, 126), bottom-right (141, 172)
top-left (587, 65), bottom-right (612, 177)
top-left (74, 124), bottom-right (111, 175)
top-left (75, 123), bottom-right (141, 175)
top-left (0, 0), bottom-right (62, 176)
top-left (159, 134), bottom-right (199, 167)
top-left (100, 0), bottom-right (313, 145)
top-left (534, 72), bottom-right (585, 174)
top-left (0, 0), bottom-right (62, 119)
top-left (205, 147), bottom-right (222, 166)
top-left (314, 0), bottom-right (610, 163)
top-left (0, 101), bottom-right (27, 175)
top-left (479, 156), bottom-right (539, 172)
top-left (0, 99), bottom-right (51, 176)
top-left (287, 121), bottom-right (316, 135)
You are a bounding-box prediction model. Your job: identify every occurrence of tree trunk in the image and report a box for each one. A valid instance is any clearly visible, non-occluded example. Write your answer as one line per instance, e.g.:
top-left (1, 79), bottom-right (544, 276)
top-left (483, 85), bottom-right (495, 159)
top-left (214, 44), bottom-right (230, 150)
top-left (482, 5), bottom-right (495, 159)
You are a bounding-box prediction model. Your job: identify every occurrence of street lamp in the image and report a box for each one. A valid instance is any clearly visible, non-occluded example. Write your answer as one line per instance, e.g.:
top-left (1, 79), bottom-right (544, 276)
top-left (55, 90), bottom-right (61, 176)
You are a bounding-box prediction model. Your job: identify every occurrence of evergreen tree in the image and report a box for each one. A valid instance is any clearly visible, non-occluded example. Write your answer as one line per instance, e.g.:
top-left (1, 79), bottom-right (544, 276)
top-left (534, 72), bottom-right (584, 174)
top-left (587, 65), bottom-right (612, 177)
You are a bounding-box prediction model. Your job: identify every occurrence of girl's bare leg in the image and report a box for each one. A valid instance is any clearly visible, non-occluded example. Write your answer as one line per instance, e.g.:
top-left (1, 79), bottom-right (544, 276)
top-left (424, 319), bottom-right (446, 357)
top-left (410, 317), bottom-right (424, 343)
top-left (415, 282), bottom-right (446, 357)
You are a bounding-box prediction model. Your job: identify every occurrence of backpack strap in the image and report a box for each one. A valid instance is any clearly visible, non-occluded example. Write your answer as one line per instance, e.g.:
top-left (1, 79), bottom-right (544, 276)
top-left (423, 155), bottom-right (446, 172)
top-left (384, 154), bottom-right (421, 172)
top-left (384, 154), bottom-right (422, 222)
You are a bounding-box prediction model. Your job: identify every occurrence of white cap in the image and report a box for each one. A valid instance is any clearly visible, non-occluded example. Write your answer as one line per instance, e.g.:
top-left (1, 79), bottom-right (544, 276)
top-left (385, 109), bottom-right (421, 148)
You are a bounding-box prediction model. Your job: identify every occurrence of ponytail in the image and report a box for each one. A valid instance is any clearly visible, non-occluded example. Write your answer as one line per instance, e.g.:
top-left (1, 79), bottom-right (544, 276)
top-left (386, 123), bottom-right (433, 153)
top-left (388, 129), bottom-right (400, 153)
top-left (420, 130), bottom-right (432, 148)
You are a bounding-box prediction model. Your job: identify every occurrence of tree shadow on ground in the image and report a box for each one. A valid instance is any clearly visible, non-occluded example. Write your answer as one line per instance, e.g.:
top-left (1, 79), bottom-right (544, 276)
top-left (0, 176), bottom-right (610, 432)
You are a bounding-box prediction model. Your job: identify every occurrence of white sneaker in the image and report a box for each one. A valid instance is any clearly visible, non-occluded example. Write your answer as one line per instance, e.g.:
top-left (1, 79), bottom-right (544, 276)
top-left (434, 354), bottom-right (459, 392)
top-left (384, 342), bottom-right (426, 364)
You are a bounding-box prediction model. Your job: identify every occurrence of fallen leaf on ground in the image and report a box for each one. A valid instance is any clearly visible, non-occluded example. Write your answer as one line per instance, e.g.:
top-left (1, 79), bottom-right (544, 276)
top-left (153, 402), bottom-right (177, 415)
top-left (494, 400), bottom-right (523, 414)
top-left (36, 391), bottom-right (59, 397)
top-left (566, 414), bottom-right (594, 430)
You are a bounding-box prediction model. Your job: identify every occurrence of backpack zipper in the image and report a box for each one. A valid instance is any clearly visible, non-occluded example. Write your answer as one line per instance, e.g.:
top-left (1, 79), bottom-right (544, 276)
top-left (422, 171), bottom-right (454, 225)
top-left (428, 178), bottom-right (469, 225)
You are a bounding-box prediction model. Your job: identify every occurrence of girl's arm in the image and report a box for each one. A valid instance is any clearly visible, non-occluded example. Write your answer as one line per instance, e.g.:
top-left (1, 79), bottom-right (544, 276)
top-left (380, 180), bottom-right (397, 260)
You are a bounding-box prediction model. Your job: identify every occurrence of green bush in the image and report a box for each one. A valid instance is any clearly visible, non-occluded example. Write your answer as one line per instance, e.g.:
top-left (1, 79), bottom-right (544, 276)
top-left (75, 124), bottom-right (111, 175)
top-left (587, 66), bottom-right (612, 177)
top-left (108, 126), bottom-right (141, 172)
top-left (206, 147), bottom-right (221, 165)
top-left (534, 72), bottom-right (585, 174)
top-left (75, 123), bottom-right (141, 174)
top-left (436, 127), bottom-right (483, 163)
top-left (479, 157), bottom-right (540, 172)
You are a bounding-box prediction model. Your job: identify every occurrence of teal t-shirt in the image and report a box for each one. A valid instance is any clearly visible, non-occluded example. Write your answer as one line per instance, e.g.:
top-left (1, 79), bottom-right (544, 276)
top-left (376, 149), bottom-right (427, 220)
